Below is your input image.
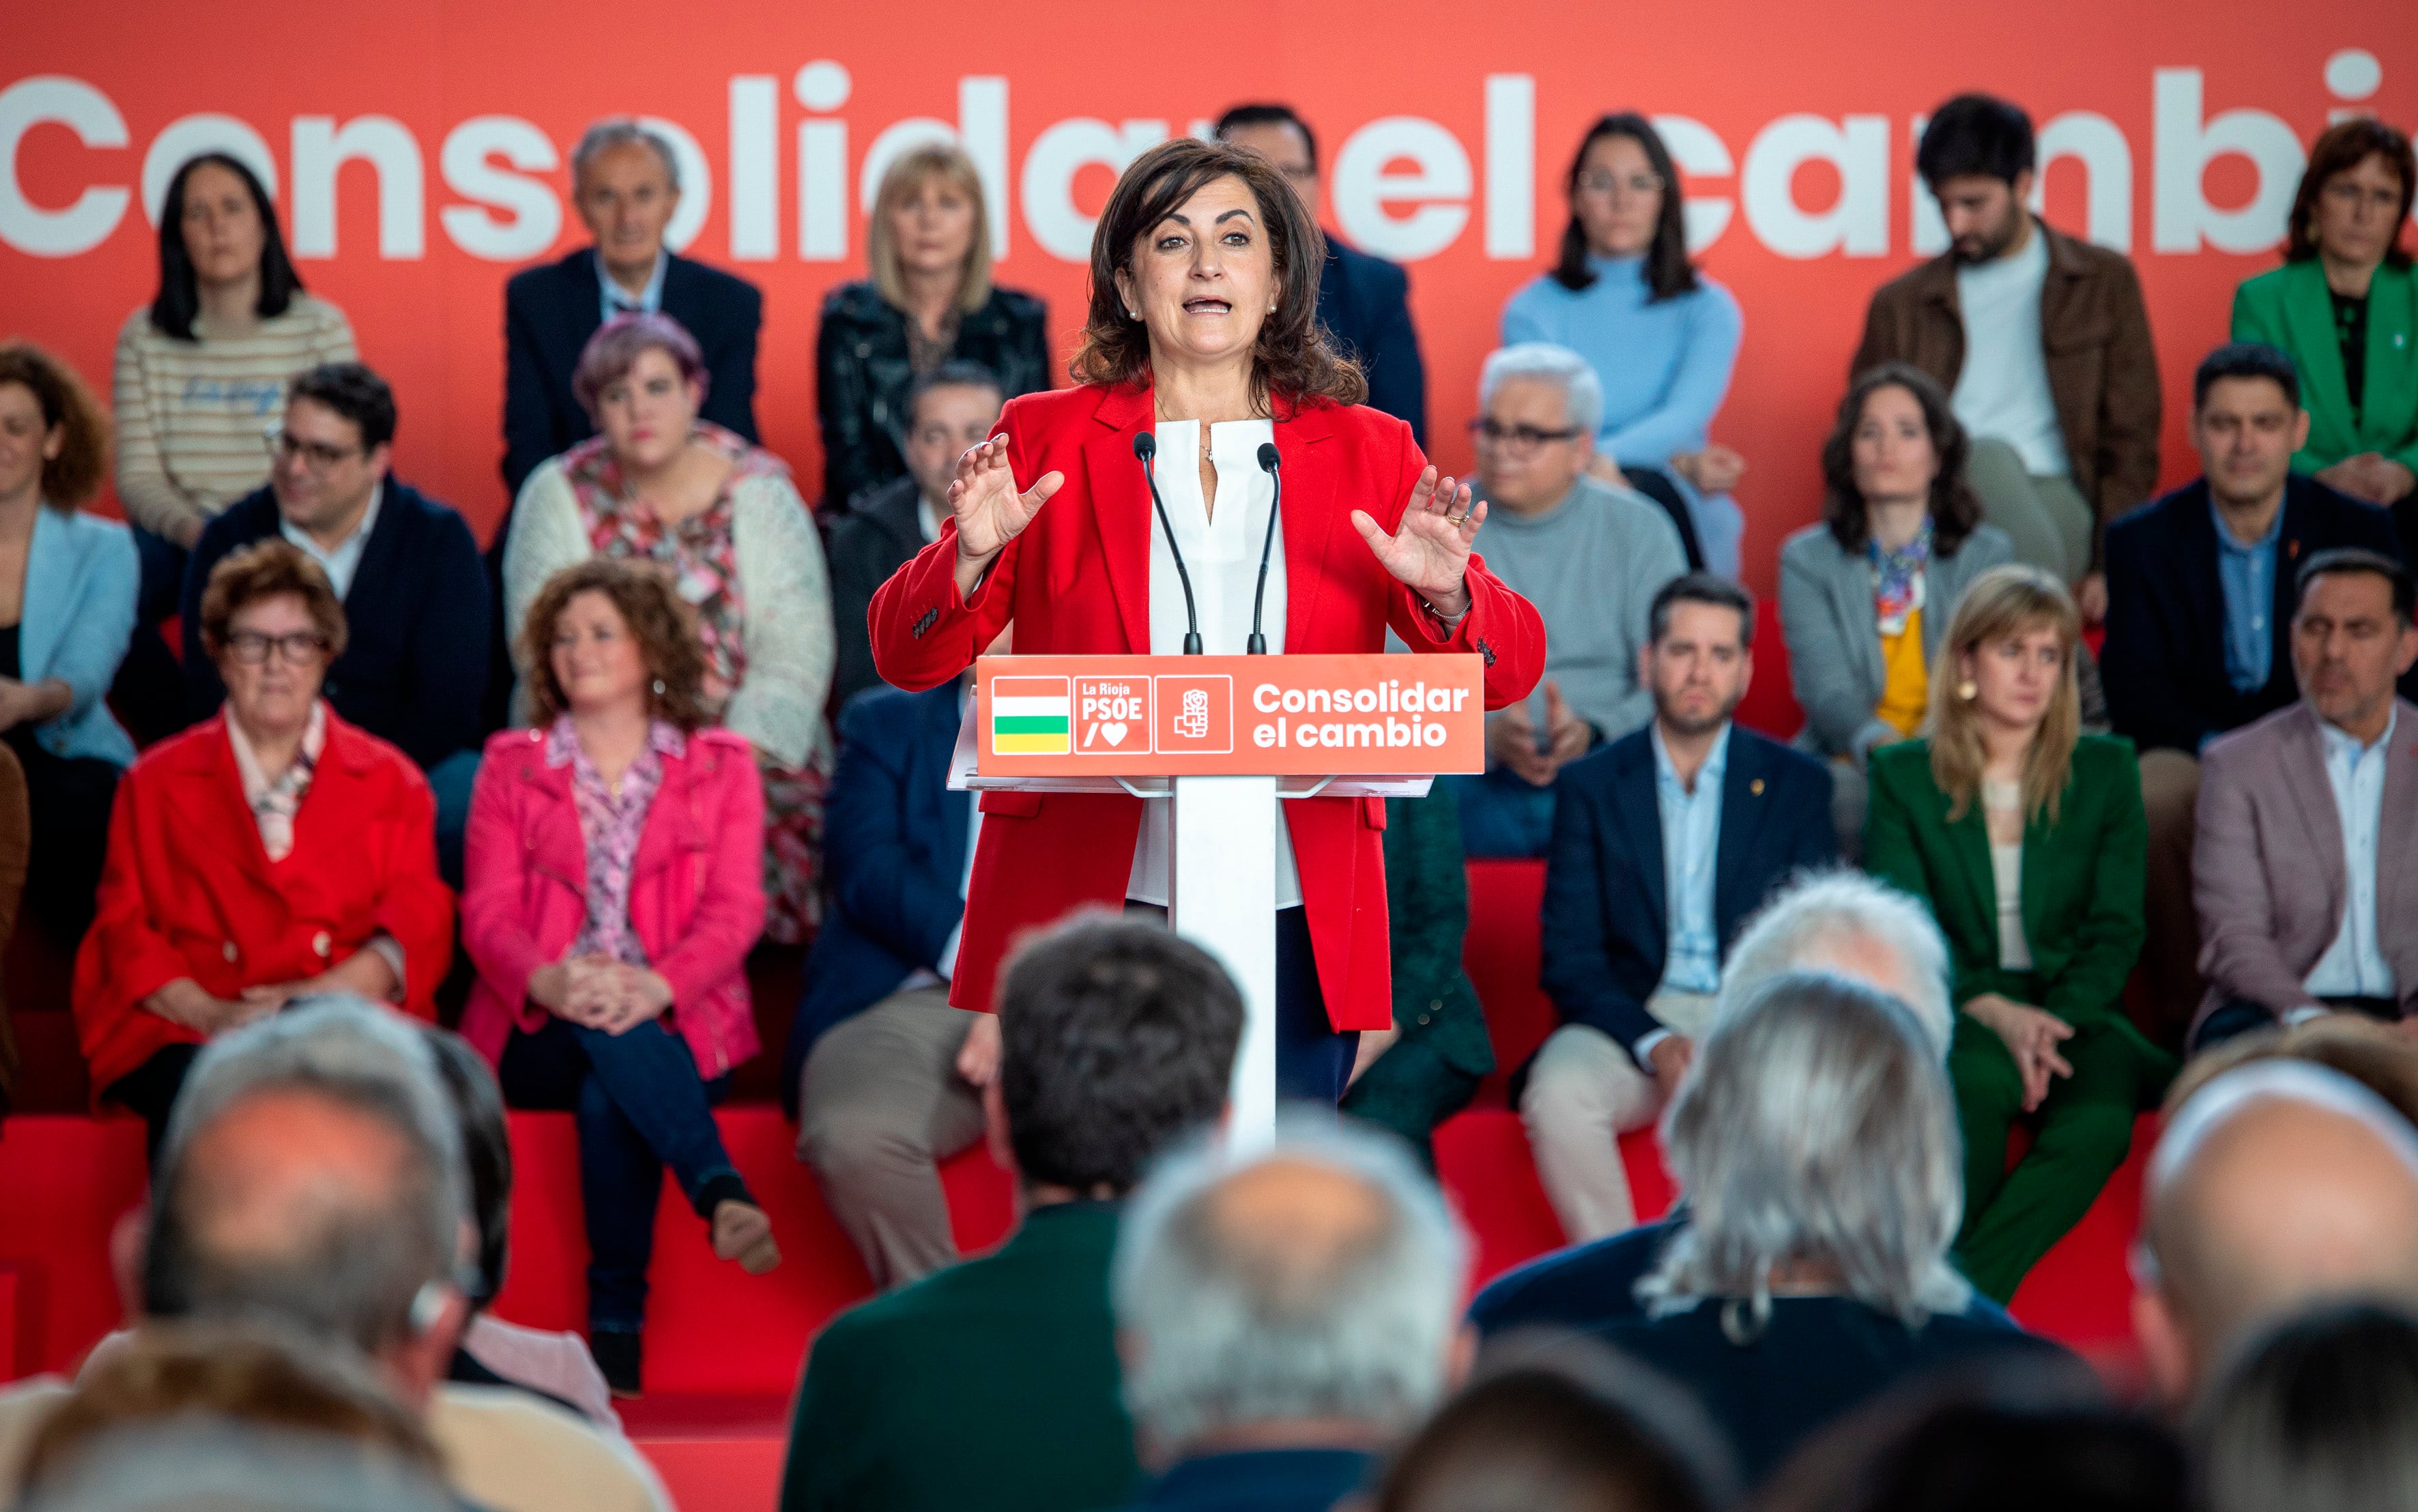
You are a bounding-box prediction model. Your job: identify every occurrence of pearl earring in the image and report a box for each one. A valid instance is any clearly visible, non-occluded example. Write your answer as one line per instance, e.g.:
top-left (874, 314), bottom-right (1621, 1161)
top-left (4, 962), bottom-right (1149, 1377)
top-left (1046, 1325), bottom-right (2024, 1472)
top-left (1956, 680), bottom-right (1978, 700)
top-left (652, 678), bottom-right (666, 697)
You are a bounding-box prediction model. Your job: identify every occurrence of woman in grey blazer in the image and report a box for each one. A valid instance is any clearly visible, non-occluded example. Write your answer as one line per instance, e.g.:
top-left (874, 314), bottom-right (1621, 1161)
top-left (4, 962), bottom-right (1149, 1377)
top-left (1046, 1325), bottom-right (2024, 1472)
top-left (1780, 364), bottom-right (2013, 854)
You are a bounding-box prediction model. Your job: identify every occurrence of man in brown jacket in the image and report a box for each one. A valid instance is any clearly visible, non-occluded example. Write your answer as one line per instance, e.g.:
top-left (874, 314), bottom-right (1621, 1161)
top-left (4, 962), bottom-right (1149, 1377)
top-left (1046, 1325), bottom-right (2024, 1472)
top-left (1853, 93), bottom-right (2162, 623)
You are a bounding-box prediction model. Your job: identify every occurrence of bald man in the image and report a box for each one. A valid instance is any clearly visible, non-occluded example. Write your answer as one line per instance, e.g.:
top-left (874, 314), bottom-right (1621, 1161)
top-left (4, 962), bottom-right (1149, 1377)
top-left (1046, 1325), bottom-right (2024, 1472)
top-left (2134, 1060), bottom-right (2418, 1404)
top-left (1111, 1120), bottom-right (1472, 1512)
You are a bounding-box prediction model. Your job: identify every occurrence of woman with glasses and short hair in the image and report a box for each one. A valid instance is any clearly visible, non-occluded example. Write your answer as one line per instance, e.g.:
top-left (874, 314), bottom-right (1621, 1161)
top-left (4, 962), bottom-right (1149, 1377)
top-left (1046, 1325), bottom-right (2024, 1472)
top-left (1501, 114), bottom-right (1747, 577)
top-left (73, 540), bottom-right (453, 1163)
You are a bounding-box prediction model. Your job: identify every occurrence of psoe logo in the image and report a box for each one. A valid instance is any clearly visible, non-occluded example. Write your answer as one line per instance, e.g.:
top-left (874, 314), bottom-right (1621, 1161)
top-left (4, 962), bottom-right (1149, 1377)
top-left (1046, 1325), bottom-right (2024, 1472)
top-left (1153, 675), bottom-right (1232, 755)
top-left (1074, 677), bottom-right (1151, 755)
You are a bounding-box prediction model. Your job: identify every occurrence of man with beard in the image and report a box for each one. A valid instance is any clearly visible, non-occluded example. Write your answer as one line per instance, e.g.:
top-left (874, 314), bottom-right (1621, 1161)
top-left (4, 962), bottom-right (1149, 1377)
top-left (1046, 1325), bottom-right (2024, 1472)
top-left (1521, 575), bottom-right (1837, 1240)
top-left (1852, 93), bottom-right (2161, 624)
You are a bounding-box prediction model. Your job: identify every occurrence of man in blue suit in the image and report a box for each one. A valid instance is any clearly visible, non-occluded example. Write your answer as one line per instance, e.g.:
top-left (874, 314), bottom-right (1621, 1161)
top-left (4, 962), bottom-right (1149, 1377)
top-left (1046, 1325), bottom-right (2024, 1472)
top-left (1523, 575), bottom-right (1837, 1240)
top-left (1216, 104), bottom-right (1428, 448)
top-left (786, 675), bottom-right (989, 1290)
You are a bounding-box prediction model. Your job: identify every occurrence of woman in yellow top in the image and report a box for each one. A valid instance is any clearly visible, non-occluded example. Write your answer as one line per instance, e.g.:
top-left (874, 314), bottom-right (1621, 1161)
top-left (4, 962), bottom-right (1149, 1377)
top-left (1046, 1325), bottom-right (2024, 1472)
top-left (1779, 363), bottom-right (2015, 855)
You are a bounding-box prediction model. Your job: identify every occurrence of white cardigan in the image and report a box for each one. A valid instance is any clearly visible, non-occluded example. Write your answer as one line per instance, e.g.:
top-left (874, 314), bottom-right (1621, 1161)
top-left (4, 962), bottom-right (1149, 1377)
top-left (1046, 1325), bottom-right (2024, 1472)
top-left (501, 458), bottom-right (834, 771)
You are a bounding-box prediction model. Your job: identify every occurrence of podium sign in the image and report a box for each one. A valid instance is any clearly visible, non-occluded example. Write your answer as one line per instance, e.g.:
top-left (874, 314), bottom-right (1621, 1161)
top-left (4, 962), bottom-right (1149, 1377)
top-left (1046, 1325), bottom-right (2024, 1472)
top-left (973, 653), bottom-right (1487, 776)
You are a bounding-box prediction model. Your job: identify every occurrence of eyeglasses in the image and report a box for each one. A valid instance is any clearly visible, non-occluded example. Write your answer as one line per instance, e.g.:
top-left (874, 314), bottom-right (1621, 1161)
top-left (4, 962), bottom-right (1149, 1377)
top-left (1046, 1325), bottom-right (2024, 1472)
top-left (2322, 179), bottom-right (2404, 216)
top-left (264, 425), bottom-right (365, 472)
top-left (1469, 417), bottom-right (1583, 456)
top-left (224, 629), bottom-right (332, 665)
top-left (1575, 171), bottom-right (1665, 199)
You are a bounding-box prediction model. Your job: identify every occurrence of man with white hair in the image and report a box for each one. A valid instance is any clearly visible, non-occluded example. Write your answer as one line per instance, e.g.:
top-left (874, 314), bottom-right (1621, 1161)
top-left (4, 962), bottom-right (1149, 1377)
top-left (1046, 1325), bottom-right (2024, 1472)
top-left (1450, 342), bottom-right (1688, 856)
top-left (1111, 1117), bottom-right (1472, 1512)
top-left (2133, 1059), bottom-right (2418, 1404)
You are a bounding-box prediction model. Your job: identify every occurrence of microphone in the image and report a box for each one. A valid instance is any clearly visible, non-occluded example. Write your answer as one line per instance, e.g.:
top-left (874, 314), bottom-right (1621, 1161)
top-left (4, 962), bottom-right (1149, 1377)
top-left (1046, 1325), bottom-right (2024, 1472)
top-left (1132, 433), bottom-right (1203, 654)
top-left (1249, 443), bottom-right (1283, 654)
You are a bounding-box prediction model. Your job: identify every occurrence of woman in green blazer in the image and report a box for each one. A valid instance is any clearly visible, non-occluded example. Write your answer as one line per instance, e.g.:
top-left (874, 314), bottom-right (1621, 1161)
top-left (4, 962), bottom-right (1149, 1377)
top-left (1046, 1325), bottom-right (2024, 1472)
top-left (1865, 564), bottom-right (2174, 1303)
top-left (2231, 118), bottom-right (2417, 521)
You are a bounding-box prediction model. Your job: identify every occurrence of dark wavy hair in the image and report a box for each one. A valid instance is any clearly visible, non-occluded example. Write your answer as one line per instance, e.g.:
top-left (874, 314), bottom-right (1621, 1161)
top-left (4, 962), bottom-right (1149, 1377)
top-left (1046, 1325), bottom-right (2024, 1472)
top-left (2285, 117), bottom-right (2415, 269)
top-left (150, 154), bottom-right (305, 343)
top-left (1551, 113), bottom-right (1699, 302)
top-left (517, 557), bottom-right (710, 731)
top-left (1821, 363), bottom-right (1982, 555)
top-left (0, 340), bottom-right (111, 509)
top-left (1070, 137), bottom-right (1364, 409)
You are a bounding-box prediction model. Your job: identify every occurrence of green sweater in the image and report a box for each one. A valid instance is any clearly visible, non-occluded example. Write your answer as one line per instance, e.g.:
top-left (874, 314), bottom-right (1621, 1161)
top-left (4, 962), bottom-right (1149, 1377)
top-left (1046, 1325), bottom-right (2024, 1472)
top-left (2232, 259), bottom-right (2418, 476)
top-left (779, 1201), bottom-right (1137, 1512)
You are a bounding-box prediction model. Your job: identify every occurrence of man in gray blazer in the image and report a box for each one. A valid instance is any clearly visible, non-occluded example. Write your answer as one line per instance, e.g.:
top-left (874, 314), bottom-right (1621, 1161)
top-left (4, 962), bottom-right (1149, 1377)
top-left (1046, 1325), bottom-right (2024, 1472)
top-left (2192, 549), bottom-right (2418, 1050)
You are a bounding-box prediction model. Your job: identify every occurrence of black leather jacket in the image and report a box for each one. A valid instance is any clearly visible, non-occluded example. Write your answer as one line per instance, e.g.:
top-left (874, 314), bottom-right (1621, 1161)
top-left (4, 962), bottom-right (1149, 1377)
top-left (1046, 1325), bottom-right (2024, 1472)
top-left (814, 280), bottom-right (1052, 508)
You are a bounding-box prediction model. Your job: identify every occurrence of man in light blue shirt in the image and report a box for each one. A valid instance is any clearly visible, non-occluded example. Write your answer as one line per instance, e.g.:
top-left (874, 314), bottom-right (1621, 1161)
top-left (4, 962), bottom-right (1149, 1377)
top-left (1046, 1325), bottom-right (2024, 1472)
top-left (2213, 500), bottom-right (2282, 698)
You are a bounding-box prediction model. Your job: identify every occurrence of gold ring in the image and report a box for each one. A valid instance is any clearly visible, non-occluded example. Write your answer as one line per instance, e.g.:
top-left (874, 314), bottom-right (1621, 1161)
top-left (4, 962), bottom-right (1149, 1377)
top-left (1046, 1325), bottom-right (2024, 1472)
top-left (1445, 512), bottom-right (1468, 525)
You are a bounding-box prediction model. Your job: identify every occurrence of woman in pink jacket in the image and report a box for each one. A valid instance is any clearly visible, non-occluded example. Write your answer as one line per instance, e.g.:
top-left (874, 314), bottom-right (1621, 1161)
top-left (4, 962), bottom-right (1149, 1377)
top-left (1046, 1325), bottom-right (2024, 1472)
top-left (462, 556), bottom-right (779, 1397)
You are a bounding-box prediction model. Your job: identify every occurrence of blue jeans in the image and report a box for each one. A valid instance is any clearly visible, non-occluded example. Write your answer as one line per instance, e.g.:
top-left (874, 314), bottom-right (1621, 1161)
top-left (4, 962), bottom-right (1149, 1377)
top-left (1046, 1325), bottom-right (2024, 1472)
top-left (498, 1016), bottom-right (740, 1333)
top-left (424, 750), bottom-right (481, 888)
top-left (1445, 767), bottom-right (1557, 859)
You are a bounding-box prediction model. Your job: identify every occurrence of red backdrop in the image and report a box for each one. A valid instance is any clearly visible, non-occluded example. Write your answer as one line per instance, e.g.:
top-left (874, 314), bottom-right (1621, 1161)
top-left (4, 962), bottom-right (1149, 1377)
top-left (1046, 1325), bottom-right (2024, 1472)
top-left (3, 3), bottom-right (2410, 593)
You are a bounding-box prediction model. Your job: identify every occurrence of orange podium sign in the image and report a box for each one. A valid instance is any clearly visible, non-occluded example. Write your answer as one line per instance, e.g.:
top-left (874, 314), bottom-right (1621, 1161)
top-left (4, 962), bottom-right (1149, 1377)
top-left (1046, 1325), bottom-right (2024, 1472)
top-left (973, 654), bottom-right (1486, 778)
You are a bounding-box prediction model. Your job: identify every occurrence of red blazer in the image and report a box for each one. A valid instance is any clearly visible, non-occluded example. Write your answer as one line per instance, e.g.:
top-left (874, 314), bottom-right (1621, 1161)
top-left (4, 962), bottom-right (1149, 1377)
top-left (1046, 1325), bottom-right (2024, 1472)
top-left (73, 709), bottom-right (455, 1096)
top-left (871, 382), bottom-right (1545, 1030)
top-left (458, 725), bottom-right (766, 1081)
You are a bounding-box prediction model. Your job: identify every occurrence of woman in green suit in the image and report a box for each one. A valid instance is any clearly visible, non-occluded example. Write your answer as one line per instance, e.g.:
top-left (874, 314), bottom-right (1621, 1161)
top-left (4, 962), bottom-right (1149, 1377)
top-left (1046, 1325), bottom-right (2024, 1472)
top-left (1865, 564), bottom-right (2174, 1303)
top-left (2232, 117), bottom-right (2416, 526)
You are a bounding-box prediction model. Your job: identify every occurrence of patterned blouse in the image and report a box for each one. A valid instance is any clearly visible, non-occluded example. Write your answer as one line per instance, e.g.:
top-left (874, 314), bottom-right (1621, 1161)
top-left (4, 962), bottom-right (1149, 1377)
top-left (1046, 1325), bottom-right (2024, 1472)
top-left (547, 715), bottom-right (685, 966)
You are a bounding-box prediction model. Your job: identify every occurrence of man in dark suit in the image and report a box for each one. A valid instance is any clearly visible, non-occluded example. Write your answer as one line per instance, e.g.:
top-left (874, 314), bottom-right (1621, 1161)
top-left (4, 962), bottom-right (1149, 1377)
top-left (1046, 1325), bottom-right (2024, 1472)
top-left (1216, 104), bottom-right (1428, 447)
top-left (1525, 575), bottom-right (1836, 1240)
top-left (182, 362), bottom-right (487, 878)
top-left (826, 363), bottom-right (1003, 711)
top-left (781, 917), bottom-right (1242, 1512)
top-left (2101, 342), bottom-right (2408, 1038)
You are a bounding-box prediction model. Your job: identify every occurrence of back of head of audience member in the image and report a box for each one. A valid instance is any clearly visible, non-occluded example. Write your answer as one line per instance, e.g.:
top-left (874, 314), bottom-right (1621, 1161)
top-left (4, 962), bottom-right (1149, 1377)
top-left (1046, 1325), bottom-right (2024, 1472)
top-left (18, 1420), bottom-right (458, 1512)
top-left (0, 340), bottom-right (111, 511)
top-left (2191, 1302), bottom-right (2418, 1512)
top-left (2165, 1014), bottom-right (2418, 1129)
top-left (1914, 95), bottom-right (2035, 263)
top-left (420, 1026), bottom-right (512, 1310)
top-left (900, 360), bottom-right (1005, 510)
top-left (1370, 1334), bottom-right (1737, 1512)
top-left (2292, 549), bottom-right (2418, 740)
top-left (2135, 1060), bottom-right (2418, 1402)
top-left (136, 998), bottom-right (470, 1409)
top-left (1643, 972), bottom-right (1968, 1331)
top-left (2189, 342), bottom-right (2309, 512)
top-left (1717, 870), bottom-right (1953, 1055)
top-left (994, 914), bottom-right (1246, 1200)
top-left (1473, 342), bottom-right (1602, 514)
top-left (1113, 1116), bottom-right (1470, 1464)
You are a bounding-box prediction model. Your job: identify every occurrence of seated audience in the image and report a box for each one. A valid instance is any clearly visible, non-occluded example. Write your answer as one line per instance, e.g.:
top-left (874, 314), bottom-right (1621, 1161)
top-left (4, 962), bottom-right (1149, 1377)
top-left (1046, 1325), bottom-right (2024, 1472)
top-left (1471, 868), bottom-right (1954, 1338)
top-left (1112, 1116), bottom-right (1470, 1512)
top-left (2232, 119), bottom-right (2417, 531)
top-left (780, 916), bottom-right (1243, 1512)
top-left (0, 341), bottom-right (136, 948)
top-left (1340, 784), bottom-right (1496, 1169)
top-left (1526, 574), bottom-right (1837, 1239)
top-left (2132, 1058), bottom-right (2418, 1404)
top-left (1368, 1336), bottom-right (1736, 1512)
top-left (1781, 363), bottom-right (2016, 855)
top-left (826, 364), bottom-right (1002, 710)
top-left (2101, 342), bottom-right (2406, 1039)
top-left (2190, 1303), bottom-right (2418, 1512)
top-left (1865, 564), bottom-right (2171, 1302)
top-left (1217, 103), bottom-right (1430, 447)
top-left (816, 142), bottom-right (1050, 510)
top-left (2193, 550), bottom-right (2418, 1049)
top-left (113, 152), bottom-right (356, 742)
top-left (1454, 342), bottom-right (1686, 857)
top-left (1599, 972), bottom-right (2071, 1485)
top-left (788, 674), bottom-right (988, 1291)
top-left (420, 1027), bottom-right (618, 1430)
top-left (73, 542), bottom-right (452, 1162)
top-left (1854, 95), bottom-right (2159, 615)
top-left (462, 559), bottom-right (780, 1397)
top-left (504, 312), bottom-right (833, 942)
top-left (2165, 1011), bottom-right (2418, 1128)
top-left (182, 362), bottom-right (488, 879)
top-left (1503, 113), bottom-right (1746, 575)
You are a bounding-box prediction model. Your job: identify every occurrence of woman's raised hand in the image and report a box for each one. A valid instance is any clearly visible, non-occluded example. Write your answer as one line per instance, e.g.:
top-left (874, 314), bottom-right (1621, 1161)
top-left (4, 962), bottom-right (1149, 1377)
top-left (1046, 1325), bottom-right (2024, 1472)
top-left (948, 435), bottom-right (1063, 571)
top-left (1351, 465), bottom-right (1484, 617)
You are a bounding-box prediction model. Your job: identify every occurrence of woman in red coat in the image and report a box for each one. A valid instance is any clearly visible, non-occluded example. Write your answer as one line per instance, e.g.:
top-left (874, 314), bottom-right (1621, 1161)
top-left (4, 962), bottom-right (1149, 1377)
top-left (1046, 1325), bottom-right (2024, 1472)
top-left (871, 137), bottom-right (1545, 1101)
top-left (74, 540), bottom-right (452, 1160)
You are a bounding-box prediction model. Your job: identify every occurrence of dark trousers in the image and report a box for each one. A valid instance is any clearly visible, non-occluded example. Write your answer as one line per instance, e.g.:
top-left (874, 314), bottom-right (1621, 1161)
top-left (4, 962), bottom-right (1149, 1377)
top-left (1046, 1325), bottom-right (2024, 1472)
top-left (2192, 995), bottom-right (2403, 1055)
top-left (499, 1016), bottom-right (740, 1333)
top-left (3, 729), bottom-right (118, 946)
top-left (1124, 903), bottom-right (1359, 1105)
top-left (106, 1042), bottom-right (204, 1168)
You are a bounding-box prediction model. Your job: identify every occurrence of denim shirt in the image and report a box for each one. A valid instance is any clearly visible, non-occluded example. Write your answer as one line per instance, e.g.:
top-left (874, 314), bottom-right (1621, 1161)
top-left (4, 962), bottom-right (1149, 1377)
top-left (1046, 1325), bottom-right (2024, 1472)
top-left (2213, 501), bottom-right (2283, 695)
top-left (1652, 721), bottom-right (1730, 996)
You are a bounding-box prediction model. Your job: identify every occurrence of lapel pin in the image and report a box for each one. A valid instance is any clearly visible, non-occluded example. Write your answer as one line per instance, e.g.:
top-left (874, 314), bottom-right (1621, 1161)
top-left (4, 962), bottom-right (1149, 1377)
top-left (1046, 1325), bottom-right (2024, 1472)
top-left (1751, 778), bottom-right (1765, 796)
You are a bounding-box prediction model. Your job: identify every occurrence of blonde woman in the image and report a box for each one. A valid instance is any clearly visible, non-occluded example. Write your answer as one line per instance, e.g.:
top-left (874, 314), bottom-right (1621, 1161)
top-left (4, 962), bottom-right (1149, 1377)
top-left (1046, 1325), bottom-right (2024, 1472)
top-left (813, 142), bottom-right (1050, 508)
top-left (1862, 564), bottom-right (2174, 1303)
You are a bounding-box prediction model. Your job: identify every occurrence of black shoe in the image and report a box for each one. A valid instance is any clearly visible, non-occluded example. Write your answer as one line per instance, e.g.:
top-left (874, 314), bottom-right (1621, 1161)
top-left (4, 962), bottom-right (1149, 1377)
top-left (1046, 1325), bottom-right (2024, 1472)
top-left (591, 1328), bottom-right (642, 1398)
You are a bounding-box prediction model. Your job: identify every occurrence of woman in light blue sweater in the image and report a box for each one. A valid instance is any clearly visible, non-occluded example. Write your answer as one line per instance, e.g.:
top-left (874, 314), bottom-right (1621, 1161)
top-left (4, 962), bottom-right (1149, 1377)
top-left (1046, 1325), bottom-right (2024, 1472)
top-left (1503, 113), bottom-right (1746, 578)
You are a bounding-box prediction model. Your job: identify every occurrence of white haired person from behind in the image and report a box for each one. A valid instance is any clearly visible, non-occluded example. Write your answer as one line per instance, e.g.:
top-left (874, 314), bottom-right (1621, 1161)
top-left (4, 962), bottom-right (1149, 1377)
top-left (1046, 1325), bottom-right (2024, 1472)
top-left (1602, 971), bottom-right (2073, 1485)
top-left (1110, 1116), bottom-right (1472, 1512)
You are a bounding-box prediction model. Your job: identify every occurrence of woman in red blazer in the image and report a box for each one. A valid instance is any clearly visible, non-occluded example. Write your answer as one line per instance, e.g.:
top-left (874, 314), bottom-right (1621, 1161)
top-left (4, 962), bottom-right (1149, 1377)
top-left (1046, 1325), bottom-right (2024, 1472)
top-left (461, 557), bottom-right (777, 1397)
top-left (872, 138), bottom-right (1544, 1100)
top-left (74, 542), bottom-right (452, 1161)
